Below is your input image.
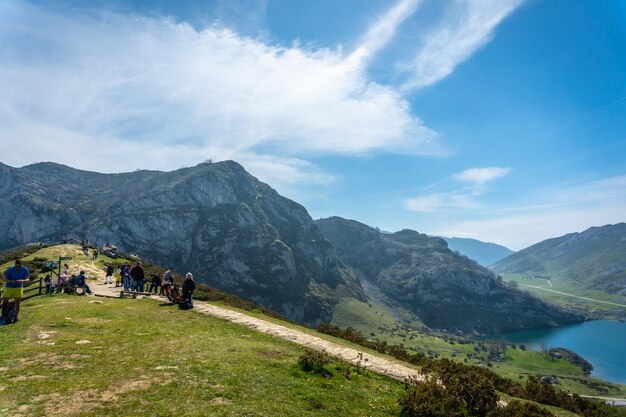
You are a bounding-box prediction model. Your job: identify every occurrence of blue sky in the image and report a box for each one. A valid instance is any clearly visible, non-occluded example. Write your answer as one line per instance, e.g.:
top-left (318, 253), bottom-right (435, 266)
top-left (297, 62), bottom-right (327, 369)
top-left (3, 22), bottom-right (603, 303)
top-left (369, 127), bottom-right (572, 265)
top-left (1, 0), bottom-right (625, 249)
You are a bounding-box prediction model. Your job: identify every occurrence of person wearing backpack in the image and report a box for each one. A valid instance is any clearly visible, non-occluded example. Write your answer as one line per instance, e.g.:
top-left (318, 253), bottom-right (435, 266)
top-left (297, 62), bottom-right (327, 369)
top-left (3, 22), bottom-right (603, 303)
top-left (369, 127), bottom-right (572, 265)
top-left (2, 259), bottom-right (30, 322)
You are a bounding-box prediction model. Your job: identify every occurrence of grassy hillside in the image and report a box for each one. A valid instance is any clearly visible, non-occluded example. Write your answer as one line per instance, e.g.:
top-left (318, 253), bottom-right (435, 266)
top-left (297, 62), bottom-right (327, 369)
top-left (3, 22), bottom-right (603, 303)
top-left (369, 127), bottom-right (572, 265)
top-left (492, 224), bottom-right (626, 313)
top-left (0, 296), bottom-right (405, 417)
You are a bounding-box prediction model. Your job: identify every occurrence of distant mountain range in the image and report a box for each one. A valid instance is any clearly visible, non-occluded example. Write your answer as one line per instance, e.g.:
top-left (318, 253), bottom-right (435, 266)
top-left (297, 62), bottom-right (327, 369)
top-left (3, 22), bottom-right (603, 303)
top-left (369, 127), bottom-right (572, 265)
top-left (0, 161), bottom-right (583, 331)
top-left (492, 223), bottom-right (626, 301)
top-left (442, 237), bottom-right (515, 266)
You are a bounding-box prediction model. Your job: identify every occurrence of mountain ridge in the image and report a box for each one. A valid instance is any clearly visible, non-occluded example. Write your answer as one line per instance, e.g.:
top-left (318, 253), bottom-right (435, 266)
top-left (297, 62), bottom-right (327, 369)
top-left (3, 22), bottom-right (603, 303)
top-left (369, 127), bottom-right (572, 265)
top-left (316, 216), bottom-right (584, 333)
top-left (0, 160), bottom-right (365, 325)
top-left (492, 223), bottom-right (626, 299)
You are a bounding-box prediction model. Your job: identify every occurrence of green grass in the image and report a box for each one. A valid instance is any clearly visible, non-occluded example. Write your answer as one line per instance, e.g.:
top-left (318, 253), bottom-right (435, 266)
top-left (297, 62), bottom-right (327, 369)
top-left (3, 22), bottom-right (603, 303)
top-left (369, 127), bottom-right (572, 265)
top-left (0, 296), bottom-right (405, 417)
top-left (501, 273), bottom-right (626, 314)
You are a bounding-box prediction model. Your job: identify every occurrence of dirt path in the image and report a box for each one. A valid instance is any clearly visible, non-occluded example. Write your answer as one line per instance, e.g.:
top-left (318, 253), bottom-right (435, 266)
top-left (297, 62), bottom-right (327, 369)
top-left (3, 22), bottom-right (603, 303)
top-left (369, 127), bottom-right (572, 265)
top-left (519, 284), bottom-right (626, 308)
top-left (181, 299), bottom-right (424, 383)
top-left (86, 281), bottom-right (423, 383)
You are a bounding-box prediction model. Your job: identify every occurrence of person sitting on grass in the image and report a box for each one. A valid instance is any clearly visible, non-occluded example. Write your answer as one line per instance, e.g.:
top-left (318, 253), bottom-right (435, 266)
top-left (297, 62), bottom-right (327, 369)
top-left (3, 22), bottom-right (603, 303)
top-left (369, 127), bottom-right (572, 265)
top-left (2, 259), bottom-right (30, 322)
top-left (74, 270), bottom-right (94, 295)
top-left (182, 272), bottom-right (196, 308)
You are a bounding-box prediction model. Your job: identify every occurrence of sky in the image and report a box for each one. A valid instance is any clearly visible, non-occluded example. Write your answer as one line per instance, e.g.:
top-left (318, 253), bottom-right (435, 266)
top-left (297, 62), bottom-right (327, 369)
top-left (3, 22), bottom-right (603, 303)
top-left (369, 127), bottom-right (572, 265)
top-left (1, 0), bottom-right (625, 250)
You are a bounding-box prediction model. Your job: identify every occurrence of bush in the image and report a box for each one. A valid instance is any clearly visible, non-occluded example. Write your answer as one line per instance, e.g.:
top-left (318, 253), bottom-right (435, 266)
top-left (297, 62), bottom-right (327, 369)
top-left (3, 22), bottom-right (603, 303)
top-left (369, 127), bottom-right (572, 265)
top-left (495, 401), bottom-right (555, 417)
top-left (298, 350), bottom-right (332, 376)
top-left (399, 376), bottom-right (452, 417)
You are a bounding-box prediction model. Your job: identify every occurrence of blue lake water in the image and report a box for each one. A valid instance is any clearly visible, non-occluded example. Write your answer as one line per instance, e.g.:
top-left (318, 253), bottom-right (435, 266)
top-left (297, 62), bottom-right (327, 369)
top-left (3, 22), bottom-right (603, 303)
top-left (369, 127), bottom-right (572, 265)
top-left (489, 320), bottom-right (626, 385)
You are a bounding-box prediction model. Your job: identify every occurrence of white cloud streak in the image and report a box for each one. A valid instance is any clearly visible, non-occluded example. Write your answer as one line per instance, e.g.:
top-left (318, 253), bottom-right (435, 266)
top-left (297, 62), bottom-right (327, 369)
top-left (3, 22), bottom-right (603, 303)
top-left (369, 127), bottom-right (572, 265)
top-left (404, 166), bottom-right (511, 212)
top-left (432, 175), bottom-right (626, 250)
top-left (453, 166), bottom-right (512, 186)
top-left (349, 0), bottom-right (422, 64)
top-left (401, 0), bottom-right (524, 90)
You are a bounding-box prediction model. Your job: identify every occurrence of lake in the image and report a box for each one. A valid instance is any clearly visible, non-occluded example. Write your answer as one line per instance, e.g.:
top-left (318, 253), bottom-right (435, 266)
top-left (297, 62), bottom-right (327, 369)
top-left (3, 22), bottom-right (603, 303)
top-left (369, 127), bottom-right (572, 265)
top-left (489, 319), bottom-right (626, 385)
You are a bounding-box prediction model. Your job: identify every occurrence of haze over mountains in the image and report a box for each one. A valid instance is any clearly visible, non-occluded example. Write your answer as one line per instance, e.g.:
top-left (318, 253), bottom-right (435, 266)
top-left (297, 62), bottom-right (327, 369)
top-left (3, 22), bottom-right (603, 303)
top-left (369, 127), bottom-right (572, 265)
top-left (492, 223), bottom-right (626, 299)
top-left (0, 161), bottom-right (584, 332)
top-left (442, 237), bottom-right (515, 266)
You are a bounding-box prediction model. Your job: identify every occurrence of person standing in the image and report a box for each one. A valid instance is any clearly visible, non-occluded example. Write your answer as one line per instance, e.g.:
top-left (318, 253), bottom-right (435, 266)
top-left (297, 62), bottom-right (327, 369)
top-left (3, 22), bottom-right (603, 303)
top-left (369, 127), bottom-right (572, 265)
top-left (130, 262), bottom-right (145, 292)
top-left (160, 267), bottom-right (175, 297)
top-left (122, 263), bottom-right (131, 291)
top-left (2, 259), bottom-right (30, 321)
top-left (62, 263), bottom-right (69, 276)
top-left (44, 274), bottom-right (54, 295)
top-left (182, 272), bottom-right (196, 308)
top-left (104, 264), bottom-right (114, 285)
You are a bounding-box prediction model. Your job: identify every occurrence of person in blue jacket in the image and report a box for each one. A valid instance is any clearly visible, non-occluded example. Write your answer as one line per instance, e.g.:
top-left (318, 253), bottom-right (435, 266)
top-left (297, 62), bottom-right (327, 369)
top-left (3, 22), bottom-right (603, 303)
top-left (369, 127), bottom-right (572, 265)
top-left (2, 259), bottom-right (30, 321)
top-left (74, 270), bottom-right (94, 295)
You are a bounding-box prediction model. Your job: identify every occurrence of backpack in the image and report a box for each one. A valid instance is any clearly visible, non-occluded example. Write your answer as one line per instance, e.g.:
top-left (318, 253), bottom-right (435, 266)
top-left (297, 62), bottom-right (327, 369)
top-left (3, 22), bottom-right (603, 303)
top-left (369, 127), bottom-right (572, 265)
top-left (0, 301), bottom-right (17, 325)
top-left (178, 300), bottom-right (193, 310)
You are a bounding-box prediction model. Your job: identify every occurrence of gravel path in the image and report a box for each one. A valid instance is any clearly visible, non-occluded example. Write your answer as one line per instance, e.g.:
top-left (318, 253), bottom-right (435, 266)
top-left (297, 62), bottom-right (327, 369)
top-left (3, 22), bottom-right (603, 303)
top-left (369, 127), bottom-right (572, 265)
top-left (90, 281), bottom-right (423, 383)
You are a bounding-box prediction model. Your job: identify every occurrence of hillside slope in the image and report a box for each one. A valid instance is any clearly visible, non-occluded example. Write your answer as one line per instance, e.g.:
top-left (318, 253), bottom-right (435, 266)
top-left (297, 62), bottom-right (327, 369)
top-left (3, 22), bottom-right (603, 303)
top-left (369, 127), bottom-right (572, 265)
top-left (443, 237), bottom-right (515, 266)
top-left (492, 223), bottom-right (626, 302)
top-left (0, 161), bottom-right (365, 325)
top-left (316, 217), bottom-right (584, 334)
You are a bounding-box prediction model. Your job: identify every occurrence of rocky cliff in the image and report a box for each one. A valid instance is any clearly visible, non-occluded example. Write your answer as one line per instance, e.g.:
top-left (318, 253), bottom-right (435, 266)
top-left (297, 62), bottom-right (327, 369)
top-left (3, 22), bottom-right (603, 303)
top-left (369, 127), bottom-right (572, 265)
top-left (316, 217), bottom-right (584, 333)
top-left (0, 161), bottom-right (365, 324)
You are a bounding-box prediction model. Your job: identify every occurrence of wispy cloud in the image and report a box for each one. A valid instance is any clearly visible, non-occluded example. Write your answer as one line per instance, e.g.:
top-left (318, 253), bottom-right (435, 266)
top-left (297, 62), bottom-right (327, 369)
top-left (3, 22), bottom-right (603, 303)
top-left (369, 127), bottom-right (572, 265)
top-left (453, 166), bottom-right (512, 186)
top-left (404, 166), bottom-right (511, 212)
top-left (349, 0), bottom-right (422, 64)
top-left (433, 175), bottom-right (626, 249)
top-left (401, 0), bottom-right (524, 90)
top-left (0, 0), bottom-right (442, 198)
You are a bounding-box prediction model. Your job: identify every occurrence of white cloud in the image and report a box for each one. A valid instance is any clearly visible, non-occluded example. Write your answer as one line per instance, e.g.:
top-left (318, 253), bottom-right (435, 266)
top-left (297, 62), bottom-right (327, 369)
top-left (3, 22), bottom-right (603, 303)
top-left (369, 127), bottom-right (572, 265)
top-left (401, 0), bottom-right (524, 90)
top-left (404, 166), bottom-right (511, 212)
top-left (0, 0), bottom-right (441, 195)
top-left (432, 175), bottom-right (626, 250)
top-left (349, 0), bottom-right (422, 64)
top-left (405, 192), bottom-right (479, 212)
top-left (453, 166), bottom-right (512, 186)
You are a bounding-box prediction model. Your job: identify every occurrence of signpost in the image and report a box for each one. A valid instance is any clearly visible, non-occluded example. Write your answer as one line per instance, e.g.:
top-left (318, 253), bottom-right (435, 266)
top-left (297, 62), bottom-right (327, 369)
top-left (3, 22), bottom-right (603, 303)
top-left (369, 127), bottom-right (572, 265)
top-left (56, 256), bottom-right (73, 278)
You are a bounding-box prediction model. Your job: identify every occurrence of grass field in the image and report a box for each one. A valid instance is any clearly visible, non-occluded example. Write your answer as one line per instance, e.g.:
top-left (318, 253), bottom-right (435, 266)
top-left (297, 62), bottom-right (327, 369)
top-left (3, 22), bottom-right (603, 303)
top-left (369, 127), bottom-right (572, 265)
top-left (0, 296), bottom-right (405, 417)
top-left (501, 273), bottom-right (626, 315)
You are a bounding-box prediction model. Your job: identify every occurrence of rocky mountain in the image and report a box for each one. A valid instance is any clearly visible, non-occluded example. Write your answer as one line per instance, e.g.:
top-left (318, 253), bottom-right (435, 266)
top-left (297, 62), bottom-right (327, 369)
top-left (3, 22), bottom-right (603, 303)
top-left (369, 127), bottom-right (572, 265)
top-left (0, 161), bottom-right (365, 325)
top-left (492, 223), bottom-right (626, 298)
top-left (316, 217), bottom-right (583, 333)
top-left (442, 237), bottom-right (514, 266)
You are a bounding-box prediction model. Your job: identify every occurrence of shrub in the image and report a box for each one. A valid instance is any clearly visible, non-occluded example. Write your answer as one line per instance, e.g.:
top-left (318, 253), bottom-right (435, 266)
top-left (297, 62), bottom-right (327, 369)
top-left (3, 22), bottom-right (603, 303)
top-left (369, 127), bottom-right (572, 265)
top-left (298, 350), bottom-right (332, 376)
top-left (399, 376), bottom-right (452, 417)
top-left (496, 401), bottom-right (555, 417)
